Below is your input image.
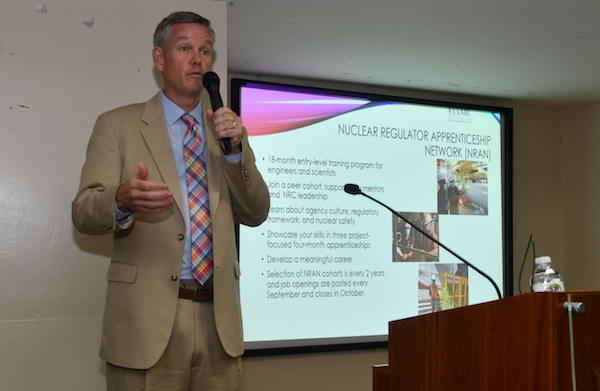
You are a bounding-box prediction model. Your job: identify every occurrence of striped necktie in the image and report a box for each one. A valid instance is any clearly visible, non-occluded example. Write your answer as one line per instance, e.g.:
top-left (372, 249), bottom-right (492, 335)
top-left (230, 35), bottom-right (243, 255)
top-left (181, 113), bottom-right (213, 285)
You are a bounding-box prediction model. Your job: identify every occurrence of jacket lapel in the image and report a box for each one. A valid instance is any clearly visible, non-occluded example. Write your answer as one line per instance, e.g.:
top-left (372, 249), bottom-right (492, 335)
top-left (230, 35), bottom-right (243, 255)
top-left (139, 93), bottom-right (185, 218)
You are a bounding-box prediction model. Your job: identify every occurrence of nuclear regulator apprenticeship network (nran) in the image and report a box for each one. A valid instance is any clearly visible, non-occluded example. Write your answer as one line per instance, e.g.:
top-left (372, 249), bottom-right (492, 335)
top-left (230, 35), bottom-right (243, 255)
top-left (338, 124), bottom-right (492, 145)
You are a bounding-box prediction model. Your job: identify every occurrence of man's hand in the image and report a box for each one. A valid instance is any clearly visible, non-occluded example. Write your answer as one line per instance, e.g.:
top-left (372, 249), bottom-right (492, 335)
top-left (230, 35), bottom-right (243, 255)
top-left (207, 107), bottom-right (243, 155)
top-left (116, 163), bottom-right (173, 214)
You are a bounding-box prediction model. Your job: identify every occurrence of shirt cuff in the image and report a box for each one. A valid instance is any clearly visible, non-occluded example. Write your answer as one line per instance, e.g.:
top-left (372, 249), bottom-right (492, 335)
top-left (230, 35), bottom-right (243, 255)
top-left (115, 203), bottom-right (134, 228)
top-left (225, 152), bottom-right (242, 164)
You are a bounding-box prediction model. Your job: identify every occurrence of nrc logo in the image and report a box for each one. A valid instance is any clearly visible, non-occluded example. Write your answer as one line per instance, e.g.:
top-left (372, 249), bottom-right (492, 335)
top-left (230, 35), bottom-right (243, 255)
top-left (448, 108), bottom-right (471, 116)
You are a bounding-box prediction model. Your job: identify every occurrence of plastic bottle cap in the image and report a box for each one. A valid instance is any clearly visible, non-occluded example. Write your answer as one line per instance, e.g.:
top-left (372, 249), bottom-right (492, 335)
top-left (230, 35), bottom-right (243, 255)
top-left (534, 256), bottom-right (552, 265)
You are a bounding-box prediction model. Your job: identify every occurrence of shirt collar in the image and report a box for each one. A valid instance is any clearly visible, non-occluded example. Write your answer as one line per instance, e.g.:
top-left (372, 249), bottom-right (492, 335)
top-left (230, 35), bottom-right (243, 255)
top-left (159, 91), bottom-right (204, 128)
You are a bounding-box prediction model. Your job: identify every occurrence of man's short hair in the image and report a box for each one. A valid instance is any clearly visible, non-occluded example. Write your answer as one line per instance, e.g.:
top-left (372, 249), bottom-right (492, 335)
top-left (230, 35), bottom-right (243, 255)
top-left (154, 11), bottom-right (216, 50)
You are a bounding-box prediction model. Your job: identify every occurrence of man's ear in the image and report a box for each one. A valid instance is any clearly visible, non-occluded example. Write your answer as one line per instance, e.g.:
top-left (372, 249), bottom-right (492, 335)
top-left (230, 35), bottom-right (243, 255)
top-left (152, 46), bottom-right (164, 72)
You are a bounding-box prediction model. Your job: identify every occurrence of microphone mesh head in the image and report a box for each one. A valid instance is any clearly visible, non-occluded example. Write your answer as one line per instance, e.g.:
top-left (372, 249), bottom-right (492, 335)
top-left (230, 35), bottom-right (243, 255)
top-left (203, 71), bottom-right (220, 89)
top-left (344, 184), bottom-right (361, 195)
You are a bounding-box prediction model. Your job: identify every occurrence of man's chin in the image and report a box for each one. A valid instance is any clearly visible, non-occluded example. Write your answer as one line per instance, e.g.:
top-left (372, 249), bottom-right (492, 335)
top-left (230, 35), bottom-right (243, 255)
top-left (180, 84), bottom-right (204, 98)
top-left (187, 84), bottom-right (205, 95)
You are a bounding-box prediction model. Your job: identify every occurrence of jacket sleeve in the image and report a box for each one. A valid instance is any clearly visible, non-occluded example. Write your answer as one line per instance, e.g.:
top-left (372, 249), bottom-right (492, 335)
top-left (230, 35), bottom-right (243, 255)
top-left (221, 127), bottom-right (270, 227)
top-left (72, 113), bottom-right (131, 235)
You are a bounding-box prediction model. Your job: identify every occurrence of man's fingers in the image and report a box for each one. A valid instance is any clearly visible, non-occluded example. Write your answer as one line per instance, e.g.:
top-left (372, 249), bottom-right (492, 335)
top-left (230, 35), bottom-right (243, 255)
top-left (131, 163), bottom-right (168, 191)
top-left (117, 165), bottom-right (171, 213)
top-left (124, 189), bottom-right (174, 214)
top-left (130, 188), bottom-right (173, 202)
top-left (134, 179), bottom-right (170, 192)
top-left (209, 107), bottom-right (241, 132)
top-left (131, 193), bottom-right (174, 210)
top-left (138, 163), bottom-right (149, 181)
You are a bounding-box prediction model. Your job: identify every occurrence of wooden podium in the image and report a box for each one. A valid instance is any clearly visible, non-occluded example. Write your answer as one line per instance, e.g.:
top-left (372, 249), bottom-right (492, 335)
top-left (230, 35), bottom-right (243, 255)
top-left (374, 291), bottom-right (600, 391)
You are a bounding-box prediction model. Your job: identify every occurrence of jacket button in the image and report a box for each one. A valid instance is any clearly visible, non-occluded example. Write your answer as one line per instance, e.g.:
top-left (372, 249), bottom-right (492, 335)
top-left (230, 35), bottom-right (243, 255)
top-left (177, 234), bottom-right (184, 241)
top-left (171, 274), bottom-right (178, 281)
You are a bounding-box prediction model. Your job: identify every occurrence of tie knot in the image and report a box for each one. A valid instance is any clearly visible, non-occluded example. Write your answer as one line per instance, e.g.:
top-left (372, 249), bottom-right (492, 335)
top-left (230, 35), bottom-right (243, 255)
top-left (181, 113), bottom-right (195, 128)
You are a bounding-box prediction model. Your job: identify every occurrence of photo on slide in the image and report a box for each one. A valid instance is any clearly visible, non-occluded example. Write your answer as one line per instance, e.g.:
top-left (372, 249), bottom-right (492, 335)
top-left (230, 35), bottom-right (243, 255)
top-left (393, 212), bottom-right (439, 262)
top-left (418, 263), bottom-right (469, 315)
top-left (437, 159), bottom-right (488, 215)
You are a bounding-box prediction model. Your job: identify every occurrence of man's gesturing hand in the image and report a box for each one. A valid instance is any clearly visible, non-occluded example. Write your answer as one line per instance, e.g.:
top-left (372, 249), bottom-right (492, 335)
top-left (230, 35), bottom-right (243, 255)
top-left (116, 163), bottom-right (174, 214)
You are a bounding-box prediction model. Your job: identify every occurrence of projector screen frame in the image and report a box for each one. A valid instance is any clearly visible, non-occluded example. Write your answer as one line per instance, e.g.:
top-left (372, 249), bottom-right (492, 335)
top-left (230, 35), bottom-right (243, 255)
top-left (231, 77), bottom-right (514, 357)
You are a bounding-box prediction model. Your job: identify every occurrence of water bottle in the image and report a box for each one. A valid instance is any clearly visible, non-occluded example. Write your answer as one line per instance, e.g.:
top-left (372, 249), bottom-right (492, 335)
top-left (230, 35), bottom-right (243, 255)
top-left (531, 256), bottom-right (565, 292)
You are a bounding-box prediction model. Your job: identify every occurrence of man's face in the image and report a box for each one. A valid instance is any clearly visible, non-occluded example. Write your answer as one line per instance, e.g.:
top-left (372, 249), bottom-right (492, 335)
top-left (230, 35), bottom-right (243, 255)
top-left (154, 23), bottom-right (213, 103)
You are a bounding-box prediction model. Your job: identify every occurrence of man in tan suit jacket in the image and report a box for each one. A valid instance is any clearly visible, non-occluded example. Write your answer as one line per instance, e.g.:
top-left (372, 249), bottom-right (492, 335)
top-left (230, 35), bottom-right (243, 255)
top-left (72, 11), bottom-right (269, 390)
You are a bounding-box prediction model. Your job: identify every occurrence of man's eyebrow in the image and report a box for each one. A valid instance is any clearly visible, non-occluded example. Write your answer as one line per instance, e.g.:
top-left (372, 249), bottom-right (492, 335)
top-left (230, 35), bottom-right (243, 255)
top-left (174, 35), bottom-right (213, 46)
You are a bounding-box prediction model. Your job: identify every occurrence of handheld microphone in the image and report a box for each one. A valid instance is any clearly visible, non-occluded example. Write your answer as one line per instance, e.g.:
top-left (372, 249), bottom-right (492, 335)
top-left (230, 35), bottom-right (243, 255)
top-left (344, 183), bottom-right (502, 300)
top-left (202, 71), bottom-right (231, 153)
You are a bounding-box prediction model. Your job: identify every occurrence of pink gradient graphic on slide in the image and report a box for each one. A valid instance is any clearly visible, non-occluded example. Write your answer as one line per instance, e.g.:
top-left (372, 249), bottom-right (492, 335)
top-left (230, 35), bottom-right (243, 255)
top-left (241, 87), bottom-right (372, 136)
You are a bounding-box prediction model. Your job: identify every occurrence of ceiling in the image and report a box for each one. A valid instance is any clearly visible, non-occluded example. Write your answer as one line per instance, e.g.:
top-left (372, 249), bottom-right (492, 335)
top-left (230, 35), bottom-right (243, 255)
top-left (226, 0), bottom-right (600, 109)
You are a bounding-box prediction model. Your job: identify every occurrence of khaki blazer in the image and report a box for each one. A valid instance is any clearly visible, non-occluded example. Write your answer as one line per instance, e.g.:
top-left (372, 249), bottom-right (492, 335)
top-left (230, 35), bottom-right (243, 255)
top-left (72, 91), bottom-right (269, 369)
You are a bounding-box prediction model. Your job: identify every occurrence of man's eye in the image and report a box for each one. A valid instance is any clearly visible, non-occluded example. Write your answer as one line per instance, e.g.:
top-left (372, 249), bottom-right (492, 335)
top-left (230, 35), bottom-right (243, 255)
top-left (180, 46), bottom-right (188, 52)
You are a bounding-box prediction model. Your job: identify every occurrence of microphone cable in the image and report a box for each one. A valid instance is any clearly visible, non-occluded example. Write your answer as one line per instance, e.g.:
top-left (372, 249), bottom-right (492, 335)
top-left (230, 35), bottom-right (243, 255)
top-left (517, 233), bottom-right (536, 295)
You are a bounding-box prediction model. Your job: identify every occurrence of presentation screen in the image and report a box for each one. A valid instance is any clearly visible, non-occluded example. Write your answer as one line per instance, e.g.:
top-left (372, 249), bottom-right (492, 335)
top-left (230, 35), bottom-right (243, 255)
top-left (231, 78), bottom-right (513, 354)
